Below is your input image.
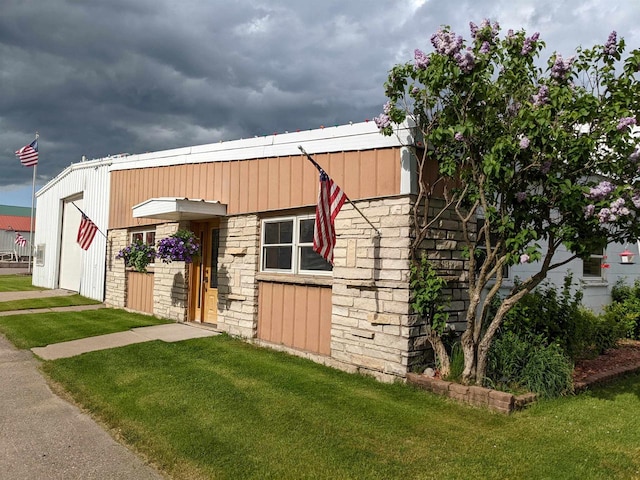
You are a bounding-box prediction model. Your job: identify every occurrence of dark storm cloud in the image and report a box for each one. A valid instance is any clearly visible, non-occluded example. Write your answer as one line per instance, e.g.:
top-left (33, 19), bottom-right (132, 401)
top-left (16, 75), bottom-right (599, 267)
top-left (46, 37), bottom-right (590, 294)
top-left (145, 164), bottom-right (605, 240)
top-left (1, 0), bottom-right (638, 189)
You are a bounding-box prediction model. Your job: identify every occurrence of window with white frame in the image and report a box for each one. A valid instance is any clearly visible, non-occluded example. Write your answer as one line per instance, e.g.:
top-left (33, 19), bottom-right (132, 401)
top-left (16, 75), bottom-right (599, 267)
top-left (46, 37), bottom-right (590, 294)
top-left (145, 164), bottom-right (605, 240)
top-left (130, 228), bottom-right (156, 246)
top-left (261, 215), bottom-right (332, 274)
top-left (583, 247), bottom-right (606, 278)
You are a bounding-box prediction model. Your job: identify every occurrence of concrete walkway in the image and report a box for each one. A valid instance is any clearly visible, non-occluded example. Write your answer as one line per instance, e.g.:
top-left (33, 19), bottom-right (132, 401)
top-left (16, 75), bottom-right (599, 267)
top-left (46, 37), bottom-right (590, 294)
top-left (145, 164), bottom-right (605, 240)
top-left (0, 335), bottom-right (165, 479)
top-left (32, 323), bottom-right (220, 360)
top-left (0, 285), bottom-right (220, 478)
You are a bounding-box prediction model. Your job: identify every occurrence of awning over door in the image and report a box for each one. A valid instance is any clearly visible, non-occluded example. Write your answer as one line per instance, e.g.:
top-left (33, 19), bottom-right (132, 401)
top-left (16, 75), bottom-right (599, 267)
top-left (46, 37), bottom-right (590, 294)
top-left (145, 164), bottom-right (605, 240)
top-left (132, 197), bottom-right (227, 221)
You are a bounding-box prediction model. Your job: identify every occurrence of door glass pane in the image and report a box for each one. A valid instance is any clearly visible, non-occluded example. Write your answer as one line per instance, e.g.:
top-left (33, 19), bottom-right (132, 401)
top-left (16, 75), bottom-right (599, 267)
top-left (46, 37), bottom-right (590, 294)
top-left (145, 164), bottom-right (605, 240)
top-left (210, 229), bottom-right (219, 288)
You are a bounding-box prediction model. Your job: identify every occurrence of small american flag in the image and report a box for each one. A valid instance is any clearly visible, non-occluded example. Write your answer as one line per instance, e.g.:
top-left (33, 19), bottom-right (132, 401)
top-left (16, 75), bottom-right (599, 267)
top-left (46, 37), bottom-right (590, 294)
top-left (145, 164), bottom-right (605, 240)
top-left (77, 213), bottom-right (99, 250)
top-left (15, 139), bottom-right (38, 167)
top-left (14, 233), bottom-right (27, 248)
top-left (313, 167), bottom-right (347, 265)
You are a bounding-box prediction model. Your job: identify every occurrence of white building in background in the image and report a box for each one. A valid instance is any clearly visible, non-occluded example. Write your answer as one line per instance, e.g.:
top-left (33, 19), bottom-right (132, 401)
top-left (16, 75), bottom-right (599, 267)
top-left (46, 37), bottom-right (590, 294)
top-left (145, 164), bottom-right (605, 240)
top-left (32, 156), bottom-right (127, 301)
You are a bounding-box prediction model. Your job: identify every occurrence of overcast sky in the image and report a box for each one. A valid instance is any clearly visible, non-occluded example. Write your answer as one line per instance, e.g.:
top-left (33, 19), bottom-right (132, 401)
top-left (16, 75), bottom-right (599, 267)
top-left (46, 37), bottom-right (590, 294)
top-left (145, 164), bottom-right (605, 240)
top-left (2, 0), bottom-right (639, 207)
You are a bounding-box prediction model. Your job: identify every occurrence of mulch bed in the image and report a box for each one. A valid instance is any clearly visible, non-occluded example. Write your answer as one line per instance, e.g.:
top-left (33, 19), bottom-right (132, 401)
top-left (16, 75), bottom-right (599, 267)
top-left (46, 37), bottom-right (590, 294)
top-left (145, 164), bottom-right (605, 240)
top-left (572, 339), bottom-right (640, 390)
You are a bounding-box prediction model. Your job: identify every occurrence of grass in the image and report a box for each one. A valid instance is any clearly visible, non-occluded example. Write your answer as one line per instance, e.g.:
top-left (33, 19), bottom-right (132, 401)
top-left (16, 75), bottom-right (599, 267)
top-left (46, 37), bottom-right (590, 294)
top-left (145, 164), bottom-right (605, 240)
top-left (0, 309), bottom-right (171, 349)
top-left (40, 334), bottom-right (640, 480)
top-left (0, 294), bottom-right (102, 312)
top-left (0, 274), bottom-right (42, 292)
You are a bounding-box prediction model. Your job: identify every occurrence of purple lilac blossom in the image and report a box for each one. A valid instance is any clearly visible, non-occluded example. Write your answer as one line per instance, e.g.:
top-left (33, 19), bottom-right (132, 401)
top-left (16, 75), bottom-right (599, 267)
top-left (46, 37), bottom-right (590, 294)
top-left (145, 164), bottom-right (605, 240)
top-left (454, 48), bottom-right (476, 73)
top-left (411, 86), bottom-right (421, 95)
top-left (454, 132), bottom-right (464, 141)
top-left (383, 101), bottom-right (392, 114)
top-left (587, 180), bottom-right (614, 200)
top-left (516, 191), bottom-right (527, 202)
top-left (520, 33), bottom-right (539, 56)
top-left (414, 49), bottom-right (430, 69)
top-left (374, 113), bottom-right (391, 129)
top-left (519, 254), bottom-right (530, 264)
top-left (604, 31), bottom-right (617, 56)
top-left (617, 117), bottom-right (637, 130)
top-left (632, 194), bottom-right (640, 208)
top-left (597, 208), bottom-right (613, 223)
top-left (541, 161), bottom-right (552, 174)
top-left (630, 148), bottom-right (640, 162)
top-left (479, 41), bottom-right (491, 54)
top-left (519, 136), bottom-right (530, 149)
top-left (532, 85), bottom-right (549, 107)
top-left (431, 28), bottom-right (464, 56)
top-left (584, 204), bottom-right (595, 218)
top-left (550, 54), bottom-right (575, 80)
top-left (469, 22), bottom-right (478, 38)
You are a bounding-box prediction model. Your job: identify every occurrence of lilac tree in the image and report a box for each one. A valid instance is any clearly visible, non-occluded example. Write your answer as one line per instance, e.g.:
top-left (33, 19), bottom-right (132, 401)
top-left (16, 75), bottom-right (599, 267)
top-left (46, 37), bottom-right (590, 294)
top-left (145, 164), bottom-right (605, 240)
top-left (377, 21), bottom-right (640, 384)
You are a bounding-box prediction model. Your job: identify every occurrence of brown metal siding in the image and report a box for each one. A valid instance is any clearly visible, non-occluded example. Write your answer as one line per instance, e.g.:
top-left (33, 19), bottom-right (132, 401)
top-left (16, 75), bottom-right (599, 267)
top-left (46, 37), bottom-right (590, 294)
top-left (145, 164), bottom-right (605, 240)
top-left (110, 148), bottom-right (402, 228)
top-left (258, 282), bottom-right (331, 356)
top-left (126, 271), bottom-right (154, 314)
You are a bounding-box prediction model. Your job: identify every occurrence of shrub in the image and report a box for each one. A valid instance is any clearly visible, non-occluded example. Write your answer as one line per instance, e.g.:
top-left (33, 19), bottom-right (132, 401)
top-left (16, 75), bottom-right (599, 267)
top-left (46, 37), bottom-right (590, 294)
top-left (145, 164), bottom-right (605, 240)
top-left (605, 279), bottom-right (640, 340)
top-left (501, 276), bottom-right (596, 361)
top-left (487, 331), bottom-right (574, 398)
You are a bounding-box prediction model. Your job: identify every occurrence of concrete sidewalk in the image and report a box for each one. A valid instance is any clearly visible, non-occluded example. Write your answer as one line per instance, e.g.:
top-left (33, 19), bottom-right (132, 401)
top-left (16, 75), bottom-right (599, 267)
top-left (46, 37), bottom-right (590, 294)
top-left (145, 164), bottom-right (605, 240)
top-left (32, 323), bottom-right (220, 360)
top-left (0, 335), bottom-right (165, 479)
top-left (0, 288), bottom-right (76, 302)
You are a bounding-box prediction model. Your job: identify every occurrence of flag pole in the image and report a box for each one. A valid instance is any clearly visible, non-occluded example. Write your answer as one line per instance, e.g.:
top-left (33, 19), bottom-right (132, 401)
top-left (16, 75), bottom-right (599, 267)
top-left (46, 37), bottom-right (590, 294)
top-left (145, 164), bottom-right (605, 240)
top-left (27, 132), bottom-right (38, 274)
top-left (298, 146), bottom-right (380, 236)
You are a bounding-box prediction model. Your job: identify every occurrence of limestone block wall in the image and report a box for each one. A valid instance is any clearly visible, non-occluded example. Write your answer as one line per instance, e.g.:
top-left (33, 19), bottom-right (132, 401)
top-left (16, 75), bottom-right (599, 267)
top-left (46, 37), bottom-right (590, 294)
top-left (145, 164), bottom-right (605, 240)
top-left (105, 229), bottom-right (128, 308)
top-left (330, 195), bottom-right (470, 381)
top-left (216, 214), bottom-right (260, 338)
top-left (330, 196), bottom-right (414, 381)
top-left (153, 222), bottom-right (190, 322)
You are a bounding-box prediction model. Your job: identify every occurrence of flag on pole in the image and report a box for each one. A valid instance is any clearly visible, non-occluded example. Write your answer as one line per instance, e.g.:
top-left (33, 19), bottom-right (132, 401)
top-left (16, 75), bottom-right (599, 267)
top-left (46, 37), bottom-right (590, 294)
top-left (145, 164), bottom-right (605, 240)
top-left (14, 233), bottom-right (27, 248)
top-left (313, 166), bottom-right (347, 265)
top-left (15, 139), bottom-right (39, 167)
top-left (77, 213), bottom-right (99, 250)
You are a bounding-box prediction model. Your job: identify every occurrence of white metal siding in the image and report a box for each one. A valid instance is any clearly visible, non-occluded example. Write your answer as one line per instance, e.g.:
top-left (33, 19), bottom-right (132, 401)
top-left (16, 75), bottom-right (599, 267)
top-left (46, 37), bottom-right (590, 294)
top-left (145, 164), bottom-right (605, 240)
top-left (33, 161), bottom-right (110, 301)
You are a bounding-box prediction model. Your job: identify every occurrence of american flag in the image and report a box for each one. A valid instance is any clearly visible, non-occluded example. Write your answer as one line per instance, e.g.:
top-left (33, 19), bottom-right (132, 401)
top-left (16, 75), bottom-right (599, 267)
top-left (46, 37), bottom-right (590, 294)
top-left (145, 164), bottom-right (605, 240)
top-left (15, 139), bottom-right (38, 167)
top-left (313, 167), bottom-right (347, 265)
top-left (14, 233), bottom-right (27, 248)
top-left (77, 213), bottom-right (99, 250)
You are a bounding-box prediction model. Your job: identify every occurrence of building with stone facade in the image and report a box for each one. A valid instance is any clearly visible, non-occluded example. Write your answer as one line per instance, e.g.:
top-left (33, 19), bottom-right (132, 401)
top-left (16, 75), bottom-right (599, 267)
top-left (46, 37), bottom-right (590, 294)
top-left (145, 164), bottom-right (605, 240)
top-left (102, 121), bottom-right (470, 381)
top-left (34, 120), bottom-right (640, 381)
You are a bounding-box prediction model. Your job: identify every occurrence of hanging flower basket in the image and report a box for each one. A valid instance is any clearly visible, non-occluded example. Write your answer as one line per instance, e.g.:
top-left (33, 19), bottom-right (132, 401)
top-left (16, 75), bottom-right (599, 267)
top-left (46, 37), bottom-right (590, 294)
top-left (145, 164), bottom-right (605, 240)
top-left (117, 240), bottom-right (156, 273)
top-left (156, 229), bottom-right (200, 264)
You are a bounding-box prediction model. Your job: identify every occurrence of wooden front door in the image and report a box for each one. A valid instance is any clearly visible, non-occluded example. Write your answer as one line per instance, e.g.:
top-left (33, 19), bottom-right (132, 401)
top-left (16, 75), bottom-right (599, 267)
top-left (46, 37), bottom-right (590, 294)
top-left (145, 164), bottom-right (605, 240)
top-left (190, 221), bottom-right (220, 324)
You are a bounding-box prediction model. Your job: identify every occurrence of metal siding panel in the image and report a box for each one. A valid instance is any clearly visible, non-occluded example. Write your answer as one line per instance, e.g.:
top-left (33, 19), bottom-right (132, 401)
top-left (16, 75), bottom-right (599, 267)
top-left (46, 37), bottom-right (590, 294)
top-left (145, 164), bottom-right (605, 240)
top-left (289, 156), bottom-right (303, 207)
top-left (319, 287), bottom-right (332, 355)
top-left (292, 285), bottom-right (308, 350)
top-left (229, 161), bottom-right (241, 213)
top-left (278, 156), bottom-right (291, 209)
top-left (267, 158), bottom-right (279, 211)
top-left (257, 160), bottom-right (269, 211)
top-left (305, 286), bottom-right (321, 352)
top-left (359, 152), bottom-right (378, 198)
top-left (376, 149), bottom-right (398, 196)
top-left (281, 284), bottom-right (295, 347)
top-left (301, 159), bottom-right (318, 206)
top-left (247, 160), bottom-right (259, 212)
top-left (270, 282), bottom-right (284, 343)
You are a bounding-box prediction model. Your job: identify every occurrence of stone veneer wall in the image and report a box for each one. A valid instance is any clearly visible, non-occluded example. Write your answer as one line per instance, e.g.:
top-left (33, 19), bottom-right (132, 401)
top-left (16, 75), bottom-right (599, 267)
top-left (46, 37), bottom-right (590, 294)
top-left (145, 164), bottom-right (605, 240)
top-left (415, 197), bottom-right (471, 333)
top-left (105, 229), bottom-right (128, 308)
top-left (153, 222), bottom-right (190, 322)
top-left (216, 214), bottom-right (260, 338)
top-left (329, 195), bottom-right (469, 382)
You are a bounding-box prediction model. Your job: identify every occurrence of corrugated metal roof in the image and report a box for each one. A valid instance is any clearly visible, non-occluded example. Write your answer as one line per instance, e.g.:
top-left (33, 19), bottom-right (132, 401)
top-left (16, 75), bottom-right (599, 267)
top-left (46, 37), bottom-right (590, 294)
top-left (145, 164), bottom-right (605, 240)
top-left (0, 215), bottom-right (33, 231)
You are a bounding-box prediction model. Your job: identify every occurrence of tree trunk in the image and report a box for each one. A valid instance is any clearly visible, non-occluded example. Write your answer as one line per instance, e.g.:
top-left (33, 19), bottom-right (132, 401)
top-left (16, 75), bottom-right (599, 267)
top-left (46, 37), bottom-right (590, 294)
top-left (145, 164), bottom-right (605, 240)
top-left (460, 328), bottom-right (477, 384)
top-left (427, 331), bottom-right (450, 377)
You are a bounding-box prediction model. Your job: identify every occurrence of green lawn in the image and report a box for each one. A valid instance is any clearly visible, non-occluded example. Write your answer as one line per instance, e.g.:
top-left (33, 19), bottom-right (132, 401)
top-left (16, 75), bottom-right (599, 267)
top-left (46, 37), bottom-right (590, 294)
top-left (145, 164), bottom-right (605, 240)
top-left (0, 309), bottom-right (171, 349)
top-left (0, 294), bottom-right (102, 312)
top-left (0, 275), bottom-right (42, 292)
top-left (41, 334), bottom-right (640, 480)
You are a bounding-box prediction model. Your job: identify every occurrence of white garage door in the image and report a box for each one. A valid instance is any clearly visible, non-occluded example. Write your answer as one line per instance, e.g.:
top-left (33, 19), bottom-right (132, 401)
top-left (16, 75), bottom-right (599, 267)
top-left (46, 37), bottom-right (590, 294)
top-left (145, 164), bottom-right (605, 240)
top-left (58, 197), bottom-right (83, 291)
